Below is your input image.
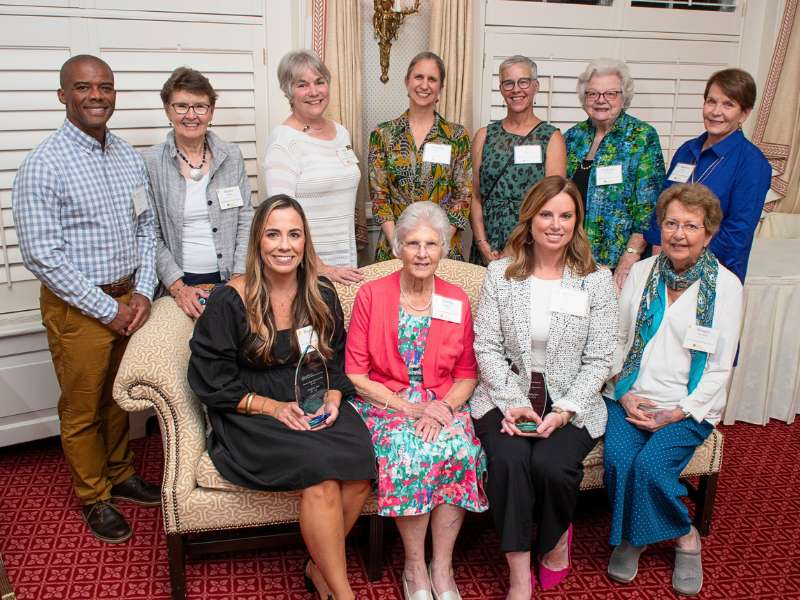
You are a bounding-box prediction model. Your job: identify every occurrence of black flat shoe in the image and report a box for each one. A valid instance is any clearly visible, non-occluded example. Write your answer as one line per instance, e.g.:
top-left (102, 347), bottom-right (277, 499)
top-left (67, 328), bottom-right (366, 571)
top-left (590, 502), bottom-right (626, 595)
top-left (110, 474), bottom-right (161, 506)
top-left (82, 500), bottom-right (131, 544)
top-left (304, 558), bottom-right (333, 600)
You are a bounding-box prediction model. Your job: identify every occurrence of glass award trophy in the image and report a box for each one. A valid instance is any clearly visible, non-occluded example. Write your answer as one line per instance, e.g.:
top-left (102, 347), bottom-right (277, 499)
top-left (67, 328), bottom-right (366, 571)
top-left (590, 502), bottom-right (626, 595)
top-left (294, 343), bottom-right (331, 424)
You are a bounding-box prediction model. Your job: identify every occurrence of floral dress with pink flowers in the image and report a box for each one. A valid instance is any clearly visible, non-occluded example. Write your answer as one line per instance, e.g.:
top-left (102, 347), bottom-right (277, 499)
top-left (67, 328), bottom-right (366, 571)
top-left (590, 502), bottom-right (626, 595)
top-left (354, 307), bottom-right (488, 516)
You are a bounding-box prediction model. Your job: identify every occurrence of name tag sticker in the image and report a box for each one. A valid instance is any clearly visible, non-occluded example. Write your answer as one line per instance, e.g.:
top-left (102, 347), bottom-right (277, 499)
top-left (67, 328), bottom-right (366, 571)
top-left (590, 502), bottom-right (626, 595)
top-left (431, 294), bottom-right (462, 323)
top-left (683, 324), bottom-right (719, 354)
top-left (132, 185), bottom-right (148, 217)
top-left (595, 164), bottom-right (623, 186)
top-left (668, 162), bottom-right (695, 183)
top-left (514, 144), bottom-right (542, 164)
top-left (296, 325), bottom-right (319, 352)
top-left (217, 187), bottom-right (244, 210)
top-left (337, 145), bottom-right (359, 166)
top-left (422, 143), bottom-right (452, 165)
top-left (550, 288), bottom-right (589, 317)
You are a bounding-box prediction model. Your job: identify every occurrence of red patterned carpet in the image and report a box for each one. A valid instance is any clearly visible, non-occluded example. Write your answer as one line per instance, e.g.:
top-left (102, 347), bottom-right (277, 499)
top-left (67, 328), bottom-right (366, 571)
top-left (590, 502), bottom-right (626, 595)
top-left (1, 419), bottom-right (799, 600)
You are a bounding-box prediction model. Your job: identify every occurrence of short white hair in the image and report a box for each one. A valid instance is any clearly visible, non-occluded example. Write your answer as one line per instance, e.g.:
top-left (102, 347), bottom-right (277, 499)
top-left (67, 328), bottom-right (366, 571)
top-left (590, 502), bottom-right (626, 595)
top-left (391, 202), bottom-right (451, 258)
top-left (499, 55), bottom-right (538, 80)
top-left (277, 50), bottom-right (330, 104)
top-left (576, 58), bottom-right (635, 109)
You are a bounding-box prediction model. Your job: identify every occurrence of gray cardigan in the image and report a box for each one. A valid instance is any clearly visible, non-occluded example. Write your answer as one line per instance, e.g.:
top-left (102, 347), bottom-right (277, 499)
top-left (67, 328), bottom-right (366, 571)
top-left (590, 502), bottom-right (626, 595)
top-left (141, 130), bottom-right (253, 292)
top-left (470, 258), bottom-right (618, 439)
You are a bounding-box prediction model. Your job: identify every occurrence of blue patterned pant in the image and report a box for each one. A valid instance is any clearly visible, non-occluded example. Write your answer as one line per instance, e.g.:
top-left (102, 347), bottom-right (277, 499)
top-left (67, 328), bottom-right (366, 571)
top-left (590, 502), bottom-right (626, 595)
top-left (603, 398), bottom-right (713, 546)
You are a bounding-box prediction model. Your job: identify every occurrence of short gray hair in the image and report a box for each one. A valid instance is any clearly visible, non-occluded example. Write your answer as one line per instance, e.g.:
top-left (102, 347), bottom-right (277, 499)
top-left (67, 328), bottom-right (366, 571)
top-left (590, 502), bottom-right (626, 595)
top-left (391, 202), bottom-right (451, 258)
top-left (576, 58), bottom-right (635, 109)
top-left (499, 55), bottom-right (538, 80)
top-left (277, 50), bottom-right (331, 103)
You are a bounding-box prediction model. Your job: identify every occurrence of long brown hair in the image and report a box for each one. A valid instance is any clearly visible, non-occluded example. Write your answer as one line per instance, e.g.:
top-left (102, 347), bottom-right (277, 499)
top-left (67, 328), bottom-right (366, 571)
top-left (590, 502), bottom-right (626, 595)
top-left (243, 195), bottom-right (334, 364)
top-left (504, 176), bottom-right (597, 280)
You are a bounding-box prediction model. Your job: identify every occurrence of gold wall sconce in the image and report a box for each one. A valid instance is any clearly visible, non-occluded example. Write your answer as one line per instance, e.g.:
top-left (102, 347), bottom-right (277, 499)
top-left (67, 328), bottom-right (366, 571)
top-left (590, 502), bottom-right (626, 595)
top-left (373, 0), bottom-right (421, 83)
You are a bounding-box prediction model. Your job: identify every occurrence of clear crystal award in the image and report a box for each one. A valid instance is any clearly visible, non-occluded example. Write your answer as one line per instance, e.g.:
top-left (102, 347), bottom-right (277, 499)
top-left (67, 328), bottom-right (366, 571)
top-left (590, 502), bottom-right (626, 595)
top-left (294, 343), bottom-right (330, 416)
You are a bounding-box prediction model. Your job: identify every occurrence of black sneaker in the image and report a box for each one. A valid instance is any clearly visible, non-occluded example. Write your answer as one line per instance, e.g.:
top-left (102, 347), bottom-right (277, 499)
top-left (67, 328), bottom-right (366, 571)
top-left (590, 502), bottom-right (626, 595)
top-left (110, 474), bottom-right (161, 506)
top-left (83, 500), bottom-right (132, 544)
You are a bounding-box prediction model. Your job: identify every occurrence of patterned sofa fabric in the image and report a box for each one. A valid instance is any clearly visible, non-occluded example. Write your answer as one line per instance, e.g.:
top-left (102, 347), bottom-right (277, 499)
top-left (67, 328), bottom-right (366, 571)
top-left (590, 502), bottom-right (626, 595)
top-left (113, 258), bottom-right (722, 535)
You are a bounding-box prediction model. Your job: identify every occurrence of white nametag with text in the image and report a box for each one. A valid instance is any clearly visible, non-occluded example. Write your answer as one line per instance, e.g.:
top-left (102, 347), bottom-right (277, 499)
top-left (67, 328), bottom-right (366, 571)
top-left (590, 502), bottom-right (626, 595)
top-left (431, 294), bottom-right (462, 323)
top-left (550, 288), bottom-right (589, 317)
top-left (595, 164), bottom-right (623, 186)
top-left (683, 324), bottom-right (719, 354)
top-left (514, 145), bottom-right (542, 164)
top-left (422, 143), bottom-right (452, 165)
top-left (132, 185), bottom-right (148, 217)
top-left (337, 146), bottom-right (359, 166)
top-left (217, 187), bottom-right (244, 210)
top-left (296, 325), bottom-right (319, 352)
top-left (668, 162), bottom-right (695, 183)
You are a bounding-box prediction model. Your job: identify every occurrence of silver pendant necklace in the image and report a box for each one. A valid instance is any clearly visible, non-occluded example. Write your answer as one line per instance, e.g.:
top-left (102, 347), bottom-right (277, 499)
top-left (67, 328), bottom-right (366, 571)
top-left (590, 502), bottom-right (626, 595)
top-left (176, 138), bottom-right (208, 181)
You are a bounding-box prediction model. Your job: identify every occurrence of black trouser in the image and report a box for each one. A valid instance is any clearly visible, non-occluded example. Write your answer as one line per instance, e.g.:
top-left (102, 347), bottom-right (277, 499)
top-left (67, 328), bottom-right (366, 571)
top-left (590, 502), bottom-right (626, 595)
top-left (473, 408), bottom-right (596, 554)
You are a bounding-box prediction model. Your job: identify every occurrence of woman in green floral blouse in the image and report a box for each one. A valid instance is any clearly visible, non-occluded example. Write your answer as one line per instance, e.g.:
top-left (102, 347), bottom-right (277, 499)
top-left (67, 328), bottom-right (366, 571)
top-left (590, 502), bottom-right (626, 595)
top-left (368, 51), bottom-right (472, 262)
top-left (565, 58), bottom-right (666, 289)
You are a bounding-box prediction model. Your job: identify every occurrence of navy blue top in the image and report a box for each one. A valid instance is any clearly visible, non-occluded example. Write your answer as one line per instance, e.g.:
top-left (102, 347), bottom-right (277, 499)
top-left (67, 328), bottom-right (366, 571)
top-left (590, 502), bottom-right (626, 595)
top-left (644, 130), bottom-right (771, 282)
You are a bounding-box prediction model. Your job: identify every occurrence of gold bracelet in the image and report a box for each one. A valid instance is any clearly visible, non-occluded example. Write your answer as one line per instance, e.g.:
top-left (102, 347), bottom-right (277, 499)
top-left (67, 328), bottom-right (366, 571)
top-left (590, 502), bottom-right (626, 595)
top-left (244, 392), bottom-right (255, 415)
top-left (383, 393), bottom-right (392, 411)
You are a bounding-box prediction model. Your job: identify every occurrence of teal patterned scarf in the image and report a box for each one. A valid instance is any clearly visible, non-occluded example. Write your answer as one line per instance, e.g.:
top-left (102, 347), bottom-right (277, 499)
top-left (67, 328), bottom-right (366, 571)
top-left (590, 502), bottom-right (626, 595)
top-left (615, 250), bottom-right (718, 400)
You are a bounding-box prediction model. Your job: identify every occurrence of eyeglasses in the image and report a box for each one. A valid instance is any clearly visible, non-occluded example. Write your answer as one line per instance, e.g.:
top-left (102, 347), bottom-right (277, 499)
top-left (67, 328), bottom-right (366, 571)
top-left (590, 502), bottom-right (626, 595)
top-left (170, 102), bottom-right (211, 115)
top-left (585, 90), bottom-right (622, 102)
top-left (500, 77), bottom-right (535, 91)
top-left (402, 241), bottom-right (444, 254)
top-left (662, 219), bottom-right (705, 234)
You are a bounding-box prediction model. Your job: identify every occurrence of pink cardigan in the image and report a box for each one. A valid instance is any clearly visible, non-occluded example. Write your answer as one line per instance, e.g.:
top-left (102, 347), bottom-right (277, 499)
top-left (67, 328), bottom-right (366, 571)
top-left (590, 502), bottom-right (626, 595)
top-left (345, 270), bottom-right (478, 400)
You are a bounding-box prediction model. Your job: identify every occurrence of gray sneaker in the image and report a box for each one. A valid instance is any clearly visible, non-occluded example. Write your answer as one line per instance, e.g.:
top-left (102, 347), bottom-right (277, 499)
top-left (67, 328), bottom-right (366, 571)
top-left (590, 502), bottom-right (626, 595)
top-left (608, 540), bottom-right (647, 583)
top-left (672, 537), bottom-right (703, 597)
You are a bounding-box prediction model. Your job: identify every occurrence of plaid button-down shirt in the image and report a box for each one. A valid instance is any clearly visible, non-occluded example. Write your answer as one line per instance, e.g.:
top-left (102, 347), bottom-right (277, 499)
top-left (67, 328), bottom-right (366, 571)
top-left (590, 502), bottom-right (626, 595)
top-left (12, 119), bottom-right (157, 323)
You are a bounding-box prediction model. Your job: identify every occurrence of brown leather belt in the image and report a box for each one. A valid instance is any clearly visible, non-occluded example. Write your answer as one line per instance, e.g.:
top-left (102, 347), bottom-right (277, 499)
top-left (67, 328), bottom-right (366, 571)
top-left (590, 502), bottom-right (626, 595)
top-left (100, 274), bottom-right (134, 297)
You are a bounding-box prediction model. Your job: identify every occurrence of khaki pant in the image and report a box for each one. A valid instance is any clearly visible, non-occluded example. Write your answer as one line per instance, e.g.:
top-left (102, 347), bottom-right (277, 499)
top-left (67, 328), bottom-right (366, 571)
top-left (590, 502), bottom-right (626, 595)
top-left (40, 285), bottom-right (135, 504)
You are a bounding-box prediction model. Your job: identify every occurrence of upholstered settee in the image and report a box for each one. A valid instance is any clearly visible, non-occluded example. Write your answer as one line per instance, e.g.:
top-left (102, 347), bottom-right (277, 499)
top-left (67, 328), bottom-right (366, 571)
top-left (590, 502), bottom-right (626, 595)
top-left (113, 258), bottom-right (722, 600)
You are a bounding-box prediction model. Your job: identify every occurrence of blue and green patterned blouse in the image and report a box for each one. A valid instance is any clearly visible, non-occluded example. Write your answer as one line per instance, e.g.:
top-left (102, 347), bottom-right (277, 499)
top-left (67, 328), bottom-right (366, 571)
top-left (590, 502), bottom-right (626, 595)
top-left (565, 111), bottom-right (666, 267)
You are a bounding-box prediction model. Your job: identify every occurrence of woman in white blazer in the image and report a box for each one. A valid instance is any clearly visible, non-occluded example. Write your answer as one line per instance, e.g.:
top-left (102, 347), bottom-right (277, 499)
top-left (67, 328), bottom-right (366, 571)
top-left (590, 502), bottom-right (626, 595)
top-left (471, 176), bottom-right (618, 599)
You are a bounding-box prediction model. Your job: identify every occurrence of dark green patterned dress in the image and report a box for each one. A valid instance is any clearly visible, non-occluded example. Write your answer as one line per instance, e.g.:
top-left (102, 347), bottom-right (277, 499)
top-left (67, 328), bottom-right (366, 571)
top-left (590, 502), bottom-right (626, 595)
top-left (470, 120), bottom-right (558, 265)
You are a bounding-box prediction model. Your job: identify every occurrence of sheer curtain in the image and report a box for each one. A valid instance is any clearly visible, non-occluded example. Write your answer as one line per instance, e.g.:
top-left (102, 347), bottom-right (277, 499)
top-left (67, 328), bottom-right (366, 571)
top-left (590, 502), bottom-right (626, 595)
top-left (315, 0), bottom-right (369, 248)
top-left (752, 0), bottom-right (800, 214)
top-left (430, 0), bottom-right (474, 132)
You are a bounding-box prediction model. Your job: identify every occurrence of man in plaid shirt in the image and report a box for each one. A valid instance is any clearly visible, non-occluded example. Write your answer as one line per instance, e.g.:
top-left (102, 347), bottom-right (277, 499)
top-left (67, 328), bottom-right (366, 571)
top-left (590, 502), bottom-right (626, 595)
top-left (12, 55), bottom-right (161, 543)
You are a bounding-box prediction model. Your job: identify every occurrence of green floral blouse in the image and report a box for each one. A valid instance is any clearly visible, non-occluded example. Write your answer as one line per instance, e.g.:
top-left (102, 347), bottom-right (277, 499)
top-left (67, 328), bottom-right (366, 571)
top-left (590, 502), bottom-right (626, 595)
top-left (368, 111), bottom-right (472, 262)
top-left (565, 111), bottom-right (666, 267)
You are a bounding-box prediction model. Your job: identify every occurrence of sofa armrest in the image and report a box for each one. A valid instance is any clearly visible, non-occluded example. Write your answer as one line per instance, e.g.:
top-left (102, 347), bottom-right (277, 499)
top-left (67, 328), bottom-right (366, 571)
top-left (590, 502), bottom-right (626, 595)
top-left (113, 297), bottom-right (207, 531)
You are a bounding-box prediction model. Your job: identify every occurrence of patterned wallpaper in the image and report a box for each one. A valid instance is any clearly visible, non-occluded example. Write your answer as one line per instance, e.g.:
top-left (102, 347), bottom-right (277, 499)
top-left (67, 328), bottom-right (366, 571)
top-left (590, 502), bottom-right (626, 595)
top-left (358, 0), bottom-right (433, 256)
top-left (360, 0), bottom-right (433, 172)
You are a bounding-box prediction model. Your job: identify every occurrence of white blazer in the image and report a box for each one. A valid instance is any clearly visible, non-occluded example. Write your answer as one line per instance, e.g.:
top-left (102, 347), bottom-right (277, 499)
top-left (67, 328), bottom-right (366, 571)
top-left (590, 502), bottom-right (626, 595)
top-left (471, 257), bottom-right (618, 439)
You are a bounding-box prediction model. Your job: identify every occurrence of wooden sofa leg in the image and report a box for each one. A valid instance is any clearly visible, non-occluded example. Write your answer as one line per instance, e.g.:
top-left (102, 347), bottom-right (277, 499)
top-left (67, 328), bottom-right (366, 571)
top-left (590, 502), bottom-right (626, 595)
top-left (366, 514), bottom-right (384, 581)
top-left (166, 533), bottom-right (187, 600)
top-left (693, 473), bottom-right (719, 537)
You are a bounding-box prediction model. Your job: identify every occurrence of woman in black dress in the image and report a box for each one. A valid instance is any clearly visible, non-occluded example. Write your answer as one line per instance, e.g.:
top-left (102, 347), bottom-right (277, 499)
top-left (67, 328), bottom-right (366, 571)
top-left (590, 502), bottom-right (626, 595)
top-left (188, 194), bottom-right (376, 600)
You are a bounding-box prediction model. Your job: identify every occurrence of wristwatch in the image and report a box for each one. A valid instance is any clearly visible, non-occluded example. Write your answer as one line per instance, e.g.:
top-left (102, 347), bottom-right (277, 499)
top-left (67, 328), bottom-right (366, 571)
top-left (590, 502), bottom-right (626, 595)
top-left (625, 247), bottom-right (641, 255)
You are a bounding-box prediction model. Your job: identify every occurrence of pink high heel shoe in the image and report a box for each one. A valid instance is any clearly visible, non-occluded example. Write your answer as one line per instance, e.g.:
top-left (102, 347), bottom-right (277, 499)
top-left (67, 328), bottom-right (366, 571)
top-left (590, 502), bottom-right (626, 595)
top-left (538, 524), bottom-right (573, 590)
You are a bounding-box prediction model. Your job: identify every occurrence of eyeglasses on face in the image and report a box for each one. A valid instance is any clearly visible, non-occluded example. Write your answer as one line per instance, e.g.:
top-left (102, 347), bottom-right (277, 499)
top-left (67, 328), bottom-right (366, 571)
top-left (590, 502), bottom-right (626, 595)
top-left (170, 102), bottom-right (211, 115)
top-left (500, 77), bottom-right (535, 91)
top-left (402, 241), bottom-right (444, 254)
top-left (662, 219), bottom-right (705, 234)
top-left (585, 90), bottom-right (622, 102)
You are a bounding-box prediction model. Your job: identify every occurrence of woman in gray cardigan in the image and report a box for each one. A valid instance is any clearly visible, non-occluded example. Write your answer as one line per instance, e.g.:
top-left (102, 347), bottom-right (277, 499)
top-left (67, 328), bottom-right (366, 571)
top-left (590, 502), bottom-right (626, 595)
top-left (142, 67), bottom-right (253, 319)
top-left (471, 176), bottom-right (618, 599)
